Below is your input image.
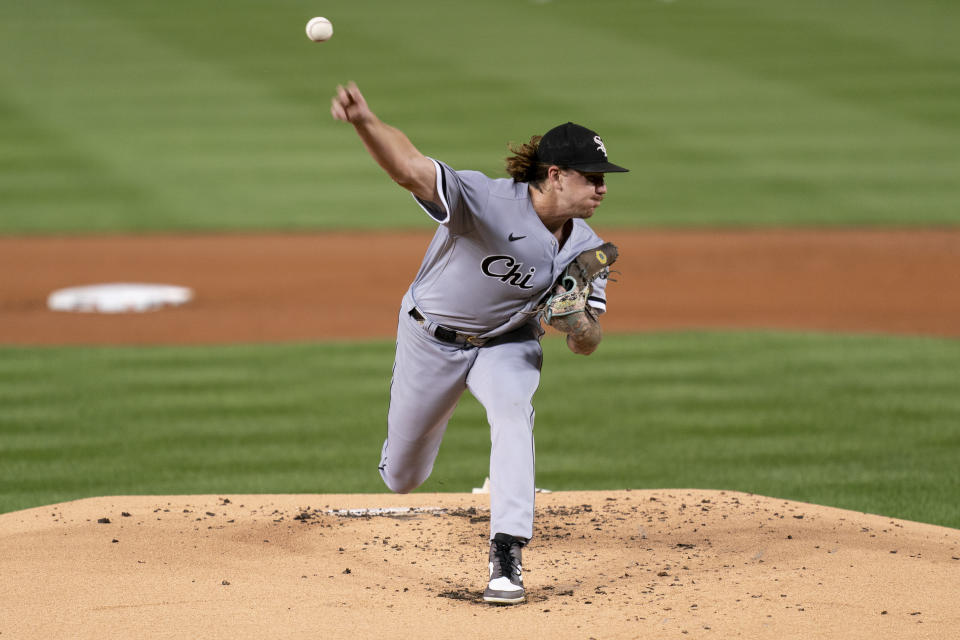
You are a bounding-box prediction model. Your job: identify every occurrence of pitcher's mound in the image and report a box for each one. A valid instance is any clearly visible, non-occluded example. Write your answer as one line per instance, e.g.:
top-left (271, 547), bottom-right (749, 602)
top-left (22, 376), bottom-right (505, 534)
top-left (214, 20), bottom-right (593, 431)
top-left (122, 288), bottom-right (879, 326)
top-left (2, 490), bottom-right (958, 639)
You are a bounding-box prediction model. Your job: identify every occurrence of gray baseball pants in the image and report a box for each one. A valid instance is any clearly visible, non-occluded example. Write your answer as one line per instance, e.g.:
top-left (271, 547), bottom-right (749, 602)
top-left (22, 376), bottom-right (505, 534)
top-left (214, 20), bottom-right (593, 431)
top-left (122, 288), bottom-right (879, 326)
top-left (378, 296), bottom-right (542, 541)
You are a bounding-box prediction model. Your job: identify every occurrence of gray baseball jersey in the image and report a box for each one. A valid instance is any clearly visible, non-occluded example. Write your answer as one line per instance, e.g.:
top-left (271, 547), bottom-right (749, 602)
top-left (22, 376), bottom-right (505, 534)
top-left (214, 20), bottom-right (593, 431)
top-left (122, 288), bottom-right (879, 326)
top-left (378, 158), bottom-right (611, 542)
top-left (410, 159), bottom-right (608, 336)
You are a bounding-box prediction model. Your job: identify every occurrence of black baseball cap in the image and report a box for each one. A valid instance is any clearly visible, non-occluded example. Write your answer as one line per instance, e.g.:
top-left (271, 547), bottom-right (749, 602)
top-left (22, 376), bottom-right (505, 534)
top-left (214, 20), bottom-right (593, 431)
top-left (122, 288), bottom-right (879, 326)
top-left (537, 122), bottom-right (629, 173)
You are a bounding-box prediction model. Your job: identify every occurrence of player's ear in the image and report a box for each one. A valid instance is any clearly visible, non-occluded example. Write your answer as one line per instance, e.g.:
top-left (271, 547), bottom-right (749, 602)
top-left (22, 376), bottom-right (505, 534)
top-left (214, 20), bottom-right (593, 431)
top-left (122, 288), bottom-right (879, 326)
top-left (548, 166), bottom-right (562, 190)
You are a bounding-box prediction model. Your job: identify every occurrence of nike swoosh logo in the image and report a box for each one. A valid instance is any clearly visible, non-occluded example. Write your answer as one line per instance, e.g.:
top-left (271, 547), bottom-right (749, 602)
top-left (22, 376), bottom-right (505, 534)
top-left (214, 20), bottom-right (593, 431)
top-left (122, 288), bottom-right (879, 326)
top-left (508, 234), bottom-right (526, 242)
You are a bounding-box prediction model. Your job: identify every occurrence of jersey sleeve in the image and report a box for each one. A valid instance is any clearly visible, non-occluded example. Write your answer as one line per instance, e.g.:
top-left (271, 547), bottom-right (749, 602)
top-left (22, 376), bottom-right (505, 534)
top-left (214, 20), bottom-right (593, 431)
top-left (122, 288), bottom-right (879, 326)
top-left (412, 158), bottom-right (490, 234)
top-left (588, 273), bottom-right (609, 315)
top-left (567, 221), bottom-right (611, 315)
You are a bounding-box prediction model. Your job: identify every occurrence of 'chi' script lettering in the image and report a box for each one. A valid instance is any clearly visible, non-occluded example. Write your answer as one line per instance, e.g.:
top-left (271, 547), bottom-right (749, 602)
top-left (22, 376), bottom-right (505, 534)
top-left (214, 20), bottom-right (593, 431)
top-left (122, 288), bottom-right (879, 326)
top-left (481, 255), bottom-right (535, 290)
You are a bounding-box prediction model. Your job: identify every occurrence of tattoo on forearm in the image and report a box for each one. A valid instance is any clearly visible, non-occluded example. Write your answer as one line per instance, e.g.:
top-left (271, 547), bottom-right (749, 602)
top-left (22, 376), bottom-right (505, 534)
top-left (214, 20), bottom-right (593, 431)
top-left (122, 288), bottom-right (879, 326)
top-left (564, 311), bottom-right (602, 353)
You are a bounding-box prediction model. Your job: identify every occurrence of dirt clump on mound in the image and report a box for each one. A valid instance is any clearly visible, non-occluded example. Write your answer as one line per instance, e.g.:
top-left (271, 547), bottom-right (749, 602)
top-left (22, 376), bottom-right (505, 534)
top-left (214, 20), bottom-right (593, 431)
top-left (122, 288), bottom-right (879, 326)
top-left (1, 490), bottom-right (958, 639)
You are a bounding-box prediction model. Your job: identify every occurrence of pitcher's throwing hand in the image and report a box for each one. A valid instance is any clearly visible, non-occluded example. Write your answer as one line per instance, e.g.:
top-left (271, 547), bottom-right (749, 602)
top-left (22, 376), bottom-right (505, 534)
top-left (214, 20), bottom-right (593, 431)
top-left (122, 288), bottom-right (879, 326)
top-left (331, 82), bottom-right (372, 125)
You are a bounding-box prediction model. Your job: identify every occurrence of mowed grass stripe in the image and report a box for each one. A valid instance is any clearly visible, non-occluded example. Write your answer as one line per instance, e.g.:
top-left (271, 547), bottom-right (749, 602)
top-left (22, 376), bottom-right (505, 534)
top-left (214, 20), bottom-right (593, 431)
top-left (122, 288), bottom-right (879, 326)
top-left (0, 342), bottom-right (391, 509)
top-left (536, 2), bottom-right (960, 225)
top-left (1, 333), bottom-right (958, 528)
top-left (537, 332), bottom-right (960, 529)
top-left (0, 0), bottom-right (368, 232)
top-left (2, 0), bottom-right (958, 232)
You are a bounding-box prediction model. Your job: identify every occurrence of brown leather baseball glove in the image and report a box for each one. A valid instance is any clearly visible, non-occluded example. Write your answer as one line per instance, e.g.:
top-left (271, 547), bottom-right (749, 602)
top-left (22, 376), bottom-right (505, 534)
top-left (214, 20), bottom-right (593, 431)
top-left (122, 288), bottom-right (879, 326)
top-left (543, 242), bottom-right (618, 333)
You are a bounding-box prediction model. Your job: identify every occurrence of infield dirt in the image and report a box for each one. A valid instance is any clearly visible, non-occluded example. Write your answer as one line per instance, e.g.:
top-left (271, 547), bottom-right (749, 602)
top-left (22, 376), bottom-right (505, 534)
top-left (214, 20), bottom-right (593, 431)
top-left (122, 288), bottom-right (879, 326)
top-left (3, 229), bottom-right (960, 344)
top-left (2, 229), bottom-right (960, 639)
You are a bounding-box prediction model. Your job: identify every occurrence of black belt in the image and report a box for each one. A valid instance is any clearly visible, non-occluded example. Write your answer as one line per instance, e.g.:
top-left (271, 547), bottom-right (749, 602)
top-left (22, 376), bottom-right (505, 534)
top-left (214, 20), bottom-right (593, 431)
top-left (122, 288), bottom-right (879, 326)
top-left (409, 308), bottom-right (489, 347)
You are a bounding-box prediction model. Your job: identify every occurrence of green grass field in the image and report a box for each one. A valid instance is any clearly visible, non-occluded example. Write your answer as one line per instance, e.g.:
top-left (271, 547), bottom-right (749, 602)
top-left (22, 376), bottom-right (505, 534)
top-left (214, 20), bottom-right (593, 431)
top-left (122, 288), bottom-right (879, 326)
top-left (2, 0), bottom-right (958, 232)
top-left (2, 1), bottom-right (959, 528)
top-left (2, 333), bottom-right (959, 527)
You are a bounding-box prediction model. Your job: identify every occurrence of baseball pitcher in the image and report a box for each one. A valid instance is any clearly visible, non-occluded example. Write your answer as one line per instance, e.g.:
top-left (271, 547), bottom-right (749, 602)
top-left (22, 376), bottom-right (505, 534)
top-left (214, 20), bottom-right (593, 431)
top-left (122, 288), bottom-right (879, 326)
top-left (331, 82), bottom-right (627, 604)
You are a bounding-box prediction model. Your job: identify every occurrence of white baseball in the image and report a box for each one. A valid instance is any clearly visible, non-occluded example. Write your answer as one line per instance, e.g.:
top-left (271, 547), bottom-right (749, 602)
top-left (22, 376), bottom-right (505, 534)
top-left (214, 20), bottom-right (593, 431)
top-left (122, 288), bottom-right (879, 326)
top-left (306, 17), bottom-right (333, 42)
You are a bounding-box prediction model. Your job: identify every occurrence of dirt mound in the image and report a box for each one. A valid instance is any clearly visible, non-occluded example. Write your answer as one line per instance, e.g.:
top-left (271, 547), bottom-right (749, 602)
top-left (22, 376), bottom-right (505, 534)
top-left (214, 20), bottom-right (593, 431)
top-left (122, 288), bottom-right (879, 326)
top-left (2, 490), bottom-right (957, 639)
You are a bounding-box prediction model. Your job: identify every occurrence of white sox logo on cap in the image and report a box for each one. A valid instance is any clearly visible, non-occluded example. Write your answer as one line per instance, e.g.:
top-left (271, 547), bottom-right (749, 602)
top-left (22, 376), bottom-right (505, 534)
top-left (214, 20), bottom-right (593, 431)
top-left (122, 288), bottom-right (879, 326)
top-left (593, 135), bottom-right (607, 158)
